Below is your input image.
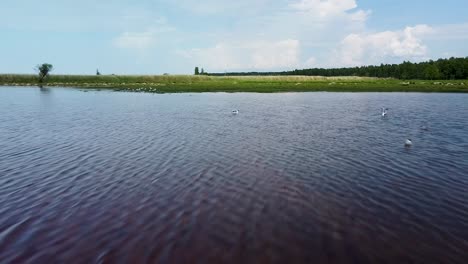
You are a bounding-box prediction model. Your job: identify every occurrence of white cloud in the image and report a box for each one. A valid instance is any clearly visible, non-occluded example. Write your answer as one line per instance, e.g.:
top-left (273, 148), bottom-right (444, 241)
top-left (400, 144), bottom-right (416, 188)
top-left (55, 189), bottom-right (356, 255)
top-left (114, 29), bottom-right (159, 50)
top-left (163, 0), bottom-right (272, 15)
top-left (331, 25), bottom-right (434, 66)
top-left (251, 40), bottom-right (301, 69)
top-left (179, 39), bottom-right (302, 71)
top-left (108, 1), bottom-right (465, 72)
top-left (175, 0), bottom-right (372, 71)
top-left (428, 23), bottom-right (468, 40)
top-left (113, 16), bottom-right (175, 52)
top-left (304, 57), bottom-right (317, 67)
top-left (349, 9), bottom-right (371, 22)
top-left (290, 0), bottom-right (357, 15)
top-left (289, 0), bottom-right (370, 23)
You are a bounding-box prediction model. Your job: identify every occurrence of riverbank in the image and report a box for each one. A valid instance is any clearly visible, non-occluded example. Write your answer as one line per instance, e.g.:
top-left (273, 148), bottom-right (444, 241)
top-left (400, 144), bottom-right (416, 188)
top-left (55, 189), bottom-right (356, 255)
top-left (1, 74), bottom-right (467, 93)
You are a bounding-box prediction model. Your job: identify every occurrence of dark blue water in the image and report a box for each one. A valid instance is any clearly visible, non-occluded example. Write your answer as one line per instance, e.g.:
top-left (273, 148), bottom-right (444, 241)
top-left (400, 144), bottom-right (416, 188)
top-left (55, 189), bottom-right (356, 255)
top-left (1, 87), bottom-right (468, 263)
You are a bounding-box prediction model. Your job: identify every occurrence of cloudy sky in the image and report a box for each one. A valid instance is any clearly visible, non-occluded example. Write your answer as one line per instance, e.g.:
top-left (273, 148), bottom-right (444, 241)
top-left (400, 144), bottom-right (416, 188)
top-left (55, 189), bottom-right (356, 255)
top-left (1, 0), bottom-right (467, 74)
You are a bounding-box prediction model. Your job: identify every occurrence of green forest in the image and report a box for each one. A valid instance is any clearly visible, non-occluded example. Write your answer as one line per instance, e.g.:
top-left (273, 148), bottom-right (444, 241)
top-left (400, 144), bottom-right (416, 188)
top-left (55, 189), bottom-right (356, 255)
top-left (208, 57), bottom-right (468, 80)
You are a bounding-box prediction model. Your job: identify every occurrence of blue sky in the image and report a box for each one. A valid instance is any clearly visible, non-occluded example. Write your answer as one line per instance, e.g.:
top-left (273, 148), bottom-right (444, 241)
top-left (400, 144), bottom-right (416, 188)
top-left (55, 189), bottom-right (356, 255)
top-left (1, 0), bottom-right (467, 74)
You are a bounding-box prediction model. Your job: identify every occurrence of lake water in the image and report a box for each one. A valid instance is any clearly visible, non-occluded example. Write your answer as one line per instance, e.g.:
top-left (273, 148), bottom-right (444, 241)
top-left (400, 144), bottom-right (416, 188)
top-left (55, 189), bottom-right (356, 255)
top-left (1, 87), bottom-right (468, 263)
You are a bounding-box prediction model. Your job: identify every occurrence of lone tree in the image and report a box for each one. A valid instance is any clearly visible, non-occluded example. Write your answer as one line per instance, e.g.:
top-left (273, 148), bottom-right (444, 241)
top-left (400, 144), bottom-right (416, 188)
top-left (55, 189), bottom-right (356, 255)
top-left (194, 66), bottom-right (200, 75)
top-left (35, 63), bottom-right (53, 83)
top-left (200, 68), bottom-right (205, 75)
top-left (96, 69), bottom-right (101, 75)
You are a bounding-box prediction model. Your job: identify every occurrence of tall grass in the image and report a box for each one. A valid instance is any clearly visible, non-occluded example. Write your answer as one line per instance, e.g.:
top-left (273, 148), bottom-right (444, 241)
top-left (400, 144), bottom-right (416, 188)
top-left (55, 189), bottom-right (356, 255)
top-left (0, 74), bottom-right (466, 93)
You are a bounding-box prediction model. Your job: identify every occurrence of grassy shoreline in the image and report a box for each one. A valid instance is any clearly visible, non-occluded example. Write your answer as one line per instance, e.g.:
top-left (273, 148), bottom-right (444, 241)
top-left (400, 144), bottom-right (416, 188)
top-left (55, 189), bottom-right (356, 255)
top-left (1, 74), bottom-right (467, 93)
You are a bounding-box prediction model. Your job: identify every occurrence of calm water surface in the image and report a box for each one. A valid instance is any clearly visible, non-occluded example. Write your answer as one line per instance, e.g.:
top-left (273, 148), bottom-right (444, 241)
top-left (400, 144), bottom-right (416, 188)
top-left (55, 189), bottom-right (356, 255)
top-left (1, 87), bottom-right (468, 263)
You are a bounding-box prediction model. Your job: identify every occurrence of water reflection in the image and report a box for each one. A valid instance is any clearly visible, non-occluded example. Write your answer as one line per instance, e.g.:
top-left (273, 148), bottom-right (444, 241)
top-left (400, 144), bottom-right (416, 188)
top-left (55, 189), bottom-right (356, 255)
top-left (0, 88), bottom-right (467, 263)
top-left (39, 86), bottom-right (51, 94)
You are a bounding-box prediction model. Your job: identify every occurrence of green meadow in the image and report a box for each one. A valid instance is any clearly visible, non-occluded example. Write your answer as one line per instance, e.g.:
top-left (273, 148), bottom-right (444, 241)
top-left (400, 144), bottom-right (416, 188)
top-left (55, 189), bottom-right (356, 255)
top-left (1, 74), bottom-right (467, 93)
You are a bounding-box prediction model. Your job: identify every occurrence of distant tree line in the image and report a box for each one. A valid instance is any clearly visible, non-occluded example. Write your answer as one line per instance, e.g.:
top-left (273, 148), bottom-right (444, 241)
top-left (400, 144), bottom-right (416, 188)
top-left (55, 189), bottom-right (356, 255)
top-left (194, 66), bottom-right (206, 75)
top-left (207, 57), bottom-right (468, 80)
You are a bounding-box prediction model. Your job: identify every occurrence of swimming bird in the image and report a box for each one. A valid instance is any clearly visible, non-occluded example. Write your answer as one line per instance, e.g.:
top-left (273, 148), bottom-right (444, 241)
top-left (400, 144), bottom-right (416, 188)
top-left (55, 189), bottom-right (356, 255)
top-left (405, 139), bottom-right (413, 147)
top-left (421, 125), bottom-right (429, 131)
top-left (381, 108), bottom-right (389, 117)
top-left (232, 109), bottom-right (239, 114)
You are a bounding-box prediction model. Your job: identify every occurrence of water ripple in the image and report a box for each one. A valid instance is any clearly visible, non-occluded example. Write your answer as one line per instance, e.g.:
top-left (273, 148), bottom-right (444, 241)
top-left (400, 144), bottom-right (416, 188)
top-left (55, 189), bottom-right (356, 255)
top-left (0, 89), bottom-right (467, 263)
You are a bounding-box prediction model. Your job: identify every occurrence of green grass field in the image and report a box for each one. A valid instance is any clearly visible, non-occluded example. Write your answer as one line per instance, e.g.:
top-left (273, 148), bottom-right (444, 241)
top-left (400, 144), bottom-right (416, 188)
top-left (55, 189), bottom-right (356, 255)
top-left (1, 74), bottom-right (467, 93)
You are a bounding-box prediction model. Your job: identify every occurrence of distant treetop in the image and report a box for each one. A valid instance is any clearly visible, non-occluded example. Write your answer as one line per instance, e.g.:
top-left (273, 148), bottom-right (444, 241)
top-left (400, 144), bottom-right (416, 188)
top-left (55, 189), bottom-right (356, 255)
top-left (208, 57), bottom-right (468, 80)
top-left (35, 63), bottom-right (53, 83)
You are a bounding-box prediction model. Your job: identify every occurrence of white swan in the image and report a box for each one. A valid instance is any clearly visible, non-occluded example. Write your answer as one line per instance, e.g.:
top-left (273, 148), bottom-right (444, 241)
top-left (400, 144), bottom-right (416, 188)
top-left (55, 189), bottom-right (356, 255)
top-left (381, 108), bottom-right (388, 117)
top-left (405, 139), bottom-right (413, 147)
top-left (232, 109), bottom-right (239, 114)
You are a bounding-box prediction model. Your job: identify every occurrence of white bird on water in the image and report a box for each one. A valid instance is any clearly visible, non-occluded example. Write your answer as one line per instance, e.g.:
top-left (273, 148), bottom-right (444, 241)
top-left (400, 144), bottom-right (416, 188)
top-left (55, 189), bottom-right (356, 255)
top-left (381, 108), bottom-right (389, 117)
top-left (405, 139), bottom-right (413, 147)
top-left (232, 109), bottom-right (239, 114)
